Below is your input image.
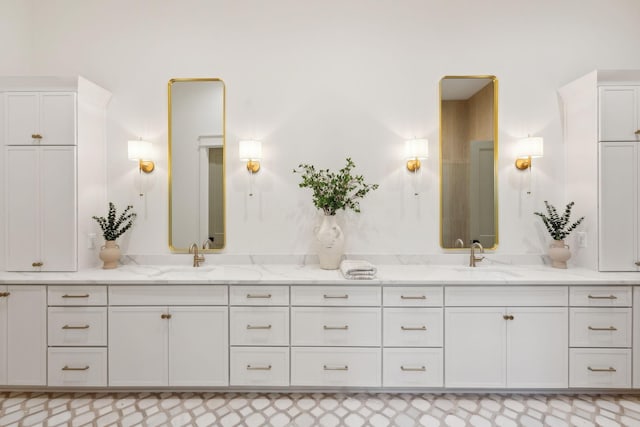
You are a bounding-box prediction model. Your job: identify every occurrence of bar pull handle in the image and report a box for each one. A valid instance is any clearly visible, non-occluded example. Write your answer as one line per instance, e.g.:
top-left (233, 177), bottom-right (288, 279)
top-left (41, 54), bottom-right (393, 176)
top-left (400, 295), bottom-right (426, 300)
top-left (31, 134), bottom-right (43, 139)
top-left (588, 294), bottom-right (617, 300)
top-left (246, 365), bottom-right (272, 370)
top-left (32, 262), bottom-right (43, 267)
top-left (246, 294), bottom-right (272, 299)
top-left (401, 366), bottom-right (426, 372)
top-left (323, 294), bottom-right (349, 299)
top-left (160, 313), bottom-right (172, 319)
top-left (323, 325), bottom-right (349, 330)
top-left (503, 315), bottom-right (514, 320)
top-left (588, 366), bottom-right (616, 373)
top-left (588, 326), bottom-right (618, 331)
top-left (62, 294), bottom-right (90, 299)
top-left (62, 325), bottom-right (90, 330)
top-left (323, 365), bottom-right (348, 371)
top-left (401, 326), bottom-right (427, 331)
top-left (246, 324), bottom-right (272, 330)
top-left (62, 365), bottom-right (89, 371)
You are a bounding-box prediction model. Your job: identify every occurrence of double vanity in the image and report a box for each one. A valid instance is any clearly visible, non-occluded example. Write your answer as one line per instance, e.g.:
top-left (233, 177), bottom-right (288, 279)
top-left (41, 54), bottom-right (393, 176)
top-left (1, 263), bottom-right (639, 392)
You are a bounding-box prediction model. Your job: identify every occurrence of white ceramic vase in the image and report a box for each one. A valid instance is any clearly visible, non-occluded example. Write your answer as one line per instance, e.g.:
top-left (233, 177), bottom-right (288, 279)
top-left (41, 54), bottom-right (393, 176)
top-left (548, 239), bottom-right (571, 269)
top-left (99, 240), bottom-right (121, 269)
top-left (315, 214), bottom-right (345, 270)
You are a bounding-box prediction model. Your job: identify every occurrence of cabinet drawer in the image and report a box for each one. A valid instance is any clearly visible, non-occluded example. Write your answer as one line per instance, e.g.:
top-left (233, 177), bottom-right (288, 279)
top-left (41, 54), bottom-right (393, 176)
top-left (570, 308), bottom-right (631, 348)
top-left (230, 307), bottom-right (289, 346)
top-left (109, 285), bottom-right (227, 306)
top-left (291, 347), bottom-right (381, 387)
top-left (383, 348), bottom-right (443, 387)
top-left (383, 308), bottom-right (443, 347)
top-left (291, 307), bottom-right (380, 346)
top-left (48, 286), bottom-right (107, 306)
top-left (569, 348), bottom-right (631, 388)
top-left (383, 287), bottom-right (443, 307)
top-left (570, 287), bottom-right (632, 307)
top-left (48, 307), bottom-right (107, 346)
top-left (48, 348), bottom-right (107, 387)
top-left (230, 286), bottom-right (289, 306)
top-left (291, 286), bottom-right (380, 306)
top-left (230, 347), bottom-right (289, 386)
top-left (445, 286), bottom-right (568, 306)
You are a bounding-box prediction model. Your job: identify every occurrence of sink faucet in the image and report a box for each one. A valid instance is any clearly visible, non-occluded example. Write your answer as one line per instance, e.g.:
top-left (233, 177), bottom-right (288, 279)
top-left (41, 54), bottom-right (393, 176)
top-left (189, 243), bottom-right (205, 267)
top-left (470, 241), bottom-right (485, 267)
top-left (202, 238), bottom-right (214, 250)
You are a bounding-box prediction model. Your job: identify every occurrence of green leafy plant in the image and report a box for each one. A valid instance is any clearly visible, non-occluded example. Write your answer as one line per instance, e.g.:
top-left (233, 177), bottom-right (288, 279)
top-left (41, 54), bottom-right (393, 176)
top-left (293, 158), bottom-right (379, 216)
top-left (92, 202), bottom-right (137, 241)
top-left (534, 200), bottom-right (584, 240)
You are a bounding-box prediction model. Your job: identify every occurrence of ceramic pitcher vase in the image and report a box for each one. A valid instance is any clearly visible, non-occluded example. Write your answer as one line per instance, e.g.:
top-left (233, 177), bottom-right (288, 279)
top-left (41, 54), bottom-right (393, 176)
top-left (99, 240), bottom-right (121, 269)
top-left (315, 214), bottom-right (345, 270)
top-left (548, 239), bottom-right (571, 269)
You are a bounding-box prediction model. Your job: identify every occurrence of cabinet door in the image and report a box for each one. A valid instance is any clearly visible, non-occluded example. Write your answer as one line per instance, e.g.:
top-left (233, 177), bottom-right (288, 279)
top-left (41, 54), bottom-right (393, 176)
top-left (108, 306), bottom-right (168, 386)
top-left (40, 146), bottom-right (76, 271)
top-left (6, 286), bottom-right (46, 385)
top-left (634, 287), bottom-right (640, 388)
top-left (0, 285), bottom-right (7, 384)
top-left (599, 86), bottom-right (639, 141)
top-left (506, 307), bottom-right (568, 388)
top-left (4, 92), bottom-right (38, 145)
top-left (444, 307), bottom-right (506, 388)
top-left (39, 93), bottom-right (76, 146)
top-left (168, 306), bottom-right (228, 386)
top-left (599, 142), bottom-right (638, 271)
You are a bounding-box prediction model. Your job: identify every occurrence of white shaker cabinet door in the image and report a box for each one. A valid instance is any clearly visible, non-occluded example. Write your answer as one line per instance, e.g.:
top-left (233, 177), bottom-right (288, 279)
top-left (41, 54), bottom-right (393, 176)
top-left (109, 306), bottom-right (169, 387)
top-left (444, 307), bottom-right (506, 388)
top-left (4, 92), bottom-right (38, 145)
top-left (599, 86), bottom-right (639, 142)
top-left (0, 285), bottom-right (7, 385)
top-left (39, 92), bottom-right (76, 146)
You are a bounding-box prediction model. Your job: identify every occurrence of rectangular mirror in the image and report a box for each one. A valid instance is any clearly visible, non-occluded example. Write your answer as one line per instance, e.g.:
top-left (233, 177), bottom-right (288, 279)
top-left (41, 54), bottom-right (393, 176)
top-left (440, 75), bottom-right (498, 249)
top-left (169, 78), bottom-right (225, 251)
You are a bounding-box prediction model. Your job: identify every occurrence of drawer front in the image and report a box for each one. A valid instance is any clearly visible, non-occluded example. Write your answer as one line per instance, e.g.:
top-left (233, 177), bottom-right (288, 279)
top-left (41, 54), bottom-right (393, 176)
top-left (230, 347), bottom-right (289, 386)
top-left (291, 347), bottom-right (381, 387)
top-left (48, 348), bottom-right (107, 387)
top-left (570, 287), bottom-right (632, 307)
top-left (230, 286), bottom-right (289, 306)
top-left (569, 348), bottom-right (631, 388)
top-left (383, 348), bottom-right (443, 387)
top-left (291, 286), bottom-right (380, 306)
top-left (291, 307), bottom-right (380, 346)
top-left (445, 286), bottom-right (568, 307)
top-left (48, 286), bottom-right (107, 306)
top-left (570, 308), bottom-right (632, 348)
top-left (48, 307), bottom-right (107, 346)
top-left (383, 287), bottom-right (443, 307)
top-left (109, 285), bottom-right (228, 306)
top-left (383, 308), bottom-right (443, 347)
top-left (230, 307), bottom-right (289, 346)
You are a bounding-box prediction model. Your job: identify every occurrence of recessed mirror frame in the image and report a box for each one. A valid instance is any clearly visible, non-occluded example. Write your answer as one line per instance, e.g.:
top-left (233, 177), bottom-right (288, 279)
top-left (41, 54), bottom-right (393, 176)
top-left (168, 77), bottom-right (226, 253)
top-left (439, 75), bottom-right (499, 250)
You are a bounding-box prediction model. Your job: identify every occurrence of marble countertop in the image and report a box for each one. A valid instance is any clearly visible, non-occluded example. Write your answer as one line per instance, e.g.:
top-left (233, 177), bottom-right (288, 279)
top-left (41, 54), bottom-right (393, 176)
top-left (1, 262), bottom-right (640, 285)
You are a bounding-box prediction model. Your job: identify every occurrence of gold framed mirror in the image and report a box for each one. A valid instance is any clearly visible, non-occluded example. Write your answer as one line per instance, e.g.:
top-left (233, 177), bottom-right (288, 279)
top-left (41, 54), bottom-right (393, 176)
top-left (168, 78), bottom-right (225, 252)
top-left (440, 75), bottom-right (498, 249)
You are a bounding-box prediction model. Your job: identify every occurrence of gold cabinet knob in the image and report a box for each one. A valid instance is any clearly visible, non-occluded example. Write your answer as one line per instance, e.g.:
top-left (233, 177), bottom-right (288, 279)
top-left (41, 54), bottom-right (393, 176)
top-left (32, 262), bottom-right (43, 267)
top-left (31, 134), bottom-right (43, 139)
top-left (161, 313), bottom-right (172, 319)
top-left (635, 130), bottom-right (640, 135)
top-left (503, 314), bottom-right (514, 320)
top-left (0, 292), bottom-right (10, 298)
top-left (635, 261), bottom-right (640, 266)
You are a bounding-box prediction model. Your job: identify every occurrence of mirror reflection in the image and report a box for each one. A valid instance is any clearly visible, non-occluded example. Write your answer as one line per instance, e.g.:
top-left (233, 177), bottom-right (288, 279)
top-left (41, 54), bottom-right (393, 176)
top-left (169, 78), bottom-right (225, 251)
top-left (440, 76), bottom-right (498, 249)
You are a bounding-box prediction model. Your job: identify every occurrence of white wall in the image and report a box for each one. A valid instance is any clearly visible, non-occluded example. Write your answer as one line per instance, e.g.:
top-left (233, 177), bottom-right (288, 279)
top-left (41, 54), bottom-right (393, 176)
top-left (22, 0), bottom-right (640, 258)
top-left (0, 0), bottom-right (32, 75)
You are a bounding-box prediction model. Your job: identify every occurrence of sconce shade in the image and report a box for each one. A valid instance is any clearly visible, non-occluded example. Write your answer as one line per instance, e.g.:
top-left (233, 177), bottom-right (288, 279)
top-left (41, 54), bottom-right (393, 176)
top-left (239, 140), bottom-right (262, 161)
top-left (128, 139), bottom-right (152, 161)
top-left (405, 138), bottom-right (429, 160)
top-left (517, 136), bottom-right (544, 158)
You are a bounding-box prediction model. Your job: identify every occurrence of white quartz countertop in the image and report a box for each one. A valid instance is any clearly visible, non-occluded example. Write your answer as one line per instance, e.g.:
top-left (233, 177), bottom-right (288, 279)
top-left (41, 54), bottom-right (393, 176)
top-left (1, 263), bottom-right (640, 285)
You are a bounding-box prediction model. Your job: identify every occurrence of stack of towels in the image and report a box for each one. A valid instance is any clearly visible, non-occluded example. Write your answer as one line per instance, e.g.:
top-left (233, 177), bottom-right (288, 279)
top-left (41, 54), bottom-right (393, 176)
top-left (339, 260), bottom-right (377, 280)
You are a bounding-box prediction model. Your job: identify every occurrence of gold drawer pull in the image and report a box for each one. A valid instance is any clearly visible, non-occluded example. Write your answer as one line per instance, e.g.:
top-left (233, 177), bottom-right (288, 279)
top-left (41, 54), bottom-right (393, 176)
top-left (323, 294), bottom-right (349, 299)
top-left (62, 365), bottom-right (89, 371)
top-left (324, 325), bottom-right (349, 330)
top-left (31, 134), bottom-right (43, 139)
top-left (62, 294), bottom-right (90, 299)
top-left (160, 313), bottom-right (172, 319)
top-left (246, 365), bottom-right (272, 370)
top-left (635, 130), bottom-right (640, 135)
top-left (0, 292), bottom-right (10, 298)
top-left (247, 324), bottom-right (272, 330)
top-left (503, 314), bottom-right (514, 320)
top-left (635, 261), bottom-right (640, 266)
top-left (588, 294), bottom-right (617, 300)
top-left (32, 262), bottom-right (43, 267)
top-left (588, 326), bottom-right (618, 331)
top-left (246, 294), bottom-right (272, 299)
top-left (588, 366), bottom-right (617, 373)
top-left (400, 295), bottom-right (426, 300)
top-left (401, 326), bottom-right (427, 331)
top-left (323, 365), bottom-right (348, 371)
top-left (62, 324), bottom-right (90, 330)
top-left (401, 366), bottom-right (426, 372)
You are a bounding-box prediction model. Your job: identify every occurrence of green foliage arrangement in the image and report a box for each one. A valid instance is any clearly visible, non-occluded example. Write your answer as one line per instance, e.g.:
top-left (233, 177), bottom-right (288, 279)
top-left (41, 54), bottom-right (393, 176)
top-left (92, 202), bottom-right (137, 241)
top-left (293, 158), bottom-right (379, 216)
top-left (534, 201), bottom-right (584, 241)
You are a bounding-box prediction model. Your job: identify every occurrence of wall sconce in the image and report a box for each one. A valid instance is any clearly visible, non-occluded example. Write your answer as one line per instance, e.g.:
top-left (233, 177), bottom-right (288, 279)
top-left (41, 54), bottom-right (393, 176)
top-left (514, 136), bottom-right (543, 170)
top-left (128, 139), bottom-right (155, 173)
top-left (239, 140), bottom-right (262, 173)
top-left (405, 138), bottom-right (429, 172)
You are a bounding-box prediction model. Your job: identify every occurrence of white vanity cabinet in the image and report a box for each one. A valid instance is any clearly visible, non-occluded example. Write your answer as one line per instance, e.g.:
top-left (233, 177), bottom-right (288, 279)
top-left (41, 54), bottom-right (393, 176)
top-left (0, 285), bottom-right (47, 386)
top-left (599, 86), bottom-right (640, 142)
top-left (108, 286), bottom-right (228, 387)
top-left (444, 286), bottom-right (568, 389)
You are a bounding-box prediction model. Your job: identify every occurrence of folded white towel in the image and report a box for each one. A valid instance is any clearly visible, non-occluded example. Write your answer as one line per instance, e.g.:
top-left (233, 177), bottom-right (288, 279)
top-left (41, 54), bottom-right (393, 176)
top-left (340, 260), bottom-right (377, 280)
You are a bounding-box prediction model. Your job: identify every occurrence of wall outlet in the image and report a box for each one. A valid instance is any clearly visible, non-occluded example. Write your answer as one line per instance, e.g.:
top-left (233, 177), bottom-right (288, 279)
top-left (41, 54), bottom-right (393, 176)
top-left (87, 233), bottom-right (97, 249)
top-left (577, 232), bottom-right (587, 248)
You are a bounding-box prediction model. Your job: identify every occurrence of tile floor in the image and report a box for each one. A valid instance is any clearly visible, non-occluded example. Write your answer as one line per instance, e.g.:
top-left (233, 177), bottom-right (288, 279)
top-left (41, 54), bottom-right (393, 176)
top-left (1, 391), bottom-right (640, 427)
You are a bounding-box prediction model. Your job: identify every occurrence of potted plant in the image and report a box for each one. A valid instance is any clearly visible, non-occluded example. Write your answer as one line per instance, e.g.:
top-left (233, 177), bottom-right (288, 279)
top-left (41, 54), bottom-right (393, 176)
top-left (294, 158), bottom-right (379, 269)
top-left (534, 201), bottom-right (584, 269)
top-left (92, 202), bottom-right (137, 269)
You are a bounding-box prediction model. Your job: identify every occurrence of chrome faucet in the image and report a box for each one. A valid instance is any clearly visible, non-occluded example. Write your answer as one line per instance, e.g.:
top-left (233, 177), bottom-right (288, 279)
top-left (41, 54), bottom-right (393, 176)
top-left (469, 241), bottom-right (485, 267)
top-left (189, 243), bottom-right (205, 267)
